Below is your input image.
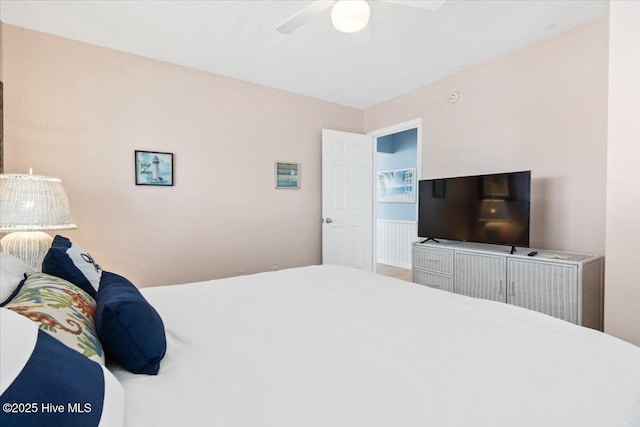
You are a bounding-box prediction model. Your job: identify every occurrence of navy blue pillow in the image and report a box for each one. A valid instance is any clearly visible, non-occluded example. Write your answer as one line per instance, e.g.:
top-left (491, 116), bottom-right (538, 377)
top-left (1, 331), bottom-right (105, 427)
top-left (41, 235), bottom-right (103, 298)
top-left (95, 272), bottom-right (166, 375)
top-left (0, 308), bottom-right (124, 427)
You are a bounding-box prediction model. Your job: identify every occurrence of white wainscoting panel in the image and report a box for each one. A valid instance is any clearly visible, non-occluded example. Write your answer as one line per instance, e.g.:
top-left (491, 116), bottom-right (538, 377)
top-left (376, 220), bottom-right (417, 269)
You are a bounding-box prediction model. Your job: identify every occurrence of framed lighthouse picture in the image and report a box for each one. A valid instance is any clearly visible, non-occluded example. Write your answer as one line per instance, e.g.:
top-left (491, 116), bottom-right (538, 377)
top-left (135, 150), bottom-right (174, 186)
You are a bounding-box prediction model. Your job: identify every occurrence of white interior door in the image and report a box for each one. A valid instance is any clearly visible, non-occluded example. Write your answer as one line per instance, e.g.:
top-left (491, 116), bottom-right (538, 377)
top-left (322, 129), bottom-right (373, 271)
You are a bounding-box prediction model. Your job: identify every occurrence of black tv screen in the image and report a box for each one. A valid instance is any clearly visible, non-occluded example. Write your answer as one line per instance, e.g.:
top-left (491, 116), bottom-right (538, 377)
top-left (418, 171), bottom-right (531, 247)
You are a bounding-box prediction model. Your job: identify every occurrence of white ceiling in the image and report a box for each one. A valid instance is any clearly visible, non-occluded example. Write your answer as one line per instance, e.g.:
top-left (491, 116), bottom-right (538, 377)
top-left (0, 0), bottom-right (609, 109)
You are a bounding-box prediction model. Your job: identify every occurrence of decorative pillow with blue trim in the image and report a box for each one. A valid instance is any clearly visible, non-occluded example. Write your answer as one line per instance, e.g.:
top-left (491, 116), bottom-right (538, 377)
top-left (0, 308), bottom-right (124, 427)
top-left (96, 272), bottom-right (167, 375)
top-left (41, 235), bottom-right (167, 374)
top-left (3, 272), bottom-right (105, 364)
top-left (42, 235), bottom-right (103, 297)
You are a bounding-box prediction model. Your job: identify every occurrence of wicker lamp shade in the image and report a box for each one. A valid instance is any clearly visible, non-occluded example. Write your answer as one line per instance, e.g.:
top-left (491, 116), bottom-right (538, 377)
top-left (0, 173), bottom-right (77, 270)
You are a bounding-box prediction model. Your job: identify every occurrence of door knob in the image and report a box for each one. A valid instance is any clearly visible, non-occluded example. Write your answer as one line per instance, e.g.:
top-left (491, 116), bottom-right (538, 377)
top-left (325, 218), bottom-right (333, 224)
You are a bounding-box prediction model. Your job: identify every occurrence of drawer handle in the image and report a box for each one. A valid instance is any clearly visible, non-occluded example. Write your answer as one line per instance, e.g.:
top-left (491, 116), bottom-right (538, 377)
top-left (511, 281), bottom-right (515, 297)
top-left (498, 279), bottom-right (503, 295)
top-left (425, 259), bottom-right (440, 263)
top-left (426, 283), bottom-right (440, 287)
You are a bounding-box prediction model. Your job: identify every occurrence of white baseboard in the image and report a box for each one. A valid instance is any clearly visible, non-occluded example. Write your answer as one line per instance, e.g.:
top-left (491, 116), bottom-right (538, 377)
top-left (377, 259), bottom-right (412, 270)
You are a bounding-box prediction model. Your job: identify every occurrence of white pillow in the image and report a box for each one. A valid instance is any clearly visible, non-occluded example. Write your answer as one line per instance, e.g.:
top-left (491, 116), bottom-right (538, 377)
top-left (0, 253), bottom-right (35, 304)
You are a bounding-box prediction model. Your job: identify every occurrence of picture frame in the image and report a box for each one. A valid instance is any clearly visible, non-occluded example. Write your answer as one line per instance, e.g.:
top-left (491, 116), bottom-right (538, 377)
top-left (275, 162), bottom-right (300, 189)
top-left (377, 168), bottom-right (416, 203)
top-left (135, 150), bottom-right (174, 186)
top-left (482, 174), bottom-right (509, 198)
top-left (432, 179), bottom-right (446, 199)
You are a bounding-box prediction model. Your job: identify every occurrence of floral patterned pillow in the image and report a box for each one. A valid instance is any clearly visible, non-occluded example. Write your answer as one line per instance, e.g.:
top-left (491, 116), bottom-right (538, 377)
top-left (4, 272), bottom-right (104, 364)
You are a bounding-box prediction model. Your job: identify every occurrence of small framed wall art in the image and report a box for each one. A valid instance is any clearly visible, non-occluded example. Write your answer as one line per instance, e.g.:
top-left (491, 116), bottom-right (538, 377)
top-left (275, 162), bottom-right (300, 189)
top-left (432, 179), bottom-right (446, 199)
top-left (377, 168), bottom-right (416, 203)
top-left (482, 174), bottom-right (509, 198)
top-left (135, 150), bottom-right (174, 186)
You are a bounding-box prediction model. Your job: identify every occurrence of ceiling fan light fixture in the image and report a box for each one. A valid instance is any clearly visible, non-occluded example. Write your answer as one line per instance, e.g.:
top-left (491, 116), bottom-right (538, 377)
top-left (331, 0), bottom-right (371, 33)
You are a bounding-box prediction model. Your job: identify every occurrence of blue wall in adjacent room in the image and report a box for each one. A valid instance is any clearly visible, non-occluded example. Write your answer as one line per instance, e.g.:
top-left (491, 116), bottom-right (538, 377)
top-left (377, 128), bottom-right (417, 221)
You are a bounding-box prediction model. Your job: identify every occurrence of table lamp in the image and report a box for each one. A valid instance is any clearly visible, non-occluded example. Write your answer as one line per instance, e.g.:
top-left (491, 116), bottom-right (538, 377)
top-left (478, 199), bottom-right (511, 222)
top-left (479, 199), bottom-right (511, 243)
top-left (0, 172), bottom-right (77, 270)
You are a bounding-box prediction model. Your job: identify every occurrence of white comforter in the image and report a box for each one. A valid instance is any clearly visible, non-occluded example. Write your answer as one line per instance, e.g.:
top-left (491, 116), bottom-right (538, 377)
top-left (111, 265), bottom-right (640, 427)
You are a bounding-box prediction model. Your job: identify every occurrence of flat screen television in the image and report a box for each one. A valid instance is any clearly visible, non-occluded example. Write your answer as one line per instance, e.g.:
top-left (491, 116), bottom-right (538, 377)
top-left (418, 171), bottom-right (531, 248)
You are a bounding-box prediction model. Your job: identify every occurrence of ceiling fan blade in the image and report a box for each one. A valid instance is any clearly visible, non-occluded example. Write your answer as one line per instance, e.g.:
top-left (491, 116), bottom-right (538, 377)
top-left (276, 0), bottom-right (337, 34)
top-left (379, 0), bottom-right (446, 11)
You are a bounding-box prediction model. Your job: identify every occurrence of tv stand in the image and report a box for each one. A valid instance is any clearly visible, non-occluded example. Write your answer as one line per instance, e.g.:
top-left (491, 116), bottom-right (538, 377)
top-left (420, 237), bottom-right (440, 244)
top-left (412, 240), bottom-right (604, 330)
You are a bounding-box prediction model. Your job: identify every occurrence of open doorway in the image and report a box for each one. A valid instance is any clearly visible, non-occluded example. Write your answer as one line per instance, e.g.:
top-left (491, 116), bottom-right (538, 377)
top-left (368, 119), bottom-right (422, 282)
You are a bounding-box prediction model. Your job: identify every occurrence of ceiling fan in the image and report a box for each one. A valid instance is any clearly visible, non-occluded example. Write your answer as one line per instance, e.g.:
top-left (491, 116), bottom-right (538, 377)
top-left (276, 0), bottom-right (447, 34)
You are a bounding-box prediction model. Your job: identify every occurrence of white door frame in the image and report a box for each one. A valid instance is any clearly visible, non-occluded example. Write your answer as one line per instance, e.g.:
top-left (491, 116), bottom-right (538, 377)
top-left (367, 118), bottom-right (423, 270)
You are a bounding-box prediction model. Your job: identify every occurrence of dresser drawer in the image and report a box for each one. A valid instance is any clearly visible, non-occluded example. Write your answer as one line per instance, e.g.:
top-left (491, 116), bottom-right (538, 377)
top-left (414, 270), bottom-right (454, 292)
top-left (413, 246), bottom-right (454, 275)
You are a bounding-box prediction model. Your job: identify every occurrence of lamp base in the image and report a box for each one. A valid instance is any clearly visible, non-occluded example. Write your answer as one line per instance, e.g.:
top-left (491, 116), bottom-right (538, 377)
top-left (1, 232), bottom-right (53, 271)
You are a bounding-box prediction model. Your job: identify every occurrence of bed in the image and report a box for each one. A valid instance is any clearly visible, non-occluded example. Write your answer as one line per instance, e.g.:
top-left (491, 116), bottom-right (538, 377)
top-left (110, 264), bottom-right (640, 427)
top-left (2, 240), bottom-right (640, 427)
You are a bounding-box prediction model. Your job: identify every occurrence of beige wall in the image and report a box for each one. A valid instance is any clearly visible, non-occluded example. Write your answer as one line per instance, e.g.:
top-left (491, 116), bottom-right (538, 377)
top-left (2, 25), bottom-right (363, 286)
top-left (365, 18), bottom-right (609, 255)
top-left (605, 2), bottom-right (640, 346)
top-left (0, 20), bottom-right (3, 80)
top-left (4, 14), bottom-right (638, 346)
top-left (1, 20), bottom-right (3, 173)
top-left (0, 19), bottom-right (614, 286)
